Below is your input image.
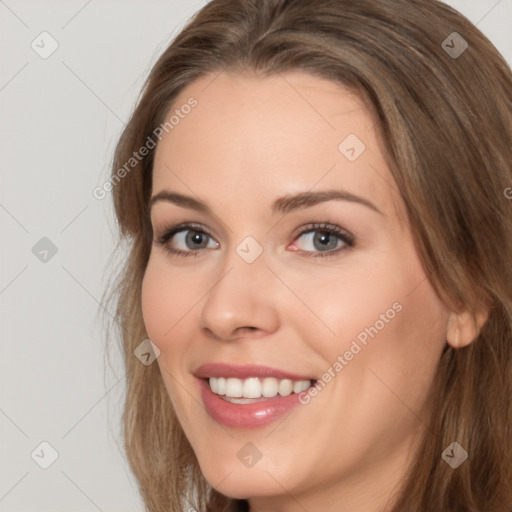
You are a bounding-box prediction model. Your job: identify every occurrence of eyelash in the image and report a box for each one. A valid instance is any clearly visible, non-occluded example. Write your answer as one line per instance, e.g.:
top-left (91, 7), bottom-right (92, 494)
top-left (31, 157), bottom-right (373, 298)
top-left (154, 222), bottom-right (356, 259)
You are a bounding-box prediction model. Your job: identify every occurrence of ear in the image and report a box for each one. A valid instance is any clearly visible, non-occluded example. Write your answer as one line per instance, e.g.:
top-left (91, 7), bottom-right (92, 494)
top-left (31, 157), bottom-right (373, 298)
top-left (446, 307), bottom-right (489, 349)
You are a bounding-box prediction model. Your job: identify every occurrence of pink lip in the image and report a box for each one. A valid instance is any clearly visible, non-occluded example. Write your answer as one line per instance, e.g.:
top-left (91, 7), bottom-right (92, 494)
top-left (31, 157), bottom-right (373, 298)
top-left (193, 363), bottom-right (317, 429)
top-left (197, 378), bottom-right (308, 429)
top-left (193, 362), bottom-right (317, 381)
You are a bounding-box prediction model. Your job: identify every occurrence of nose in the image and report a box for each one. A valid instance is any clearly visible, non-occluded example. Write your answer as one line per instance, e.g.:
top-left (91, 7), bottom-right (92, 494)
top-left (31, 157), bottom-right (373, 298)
top-left (199, 248), bottom-right (280, 341)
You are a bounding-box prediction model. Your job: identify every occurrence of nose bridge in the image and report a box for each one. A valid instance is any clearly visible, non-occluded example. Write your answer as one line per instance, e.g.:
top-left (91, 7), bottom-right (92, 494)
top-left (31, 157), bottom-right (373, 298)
top-left (199, 237), bottom-right (279, 340)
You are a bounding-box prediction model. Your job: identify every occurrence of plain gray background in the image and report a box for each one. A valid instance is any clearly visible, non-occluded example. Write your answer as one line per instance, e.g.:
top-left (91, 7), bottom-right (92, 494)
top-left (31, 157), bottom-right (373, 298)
top-left (1, 1), bottom-right (511, 510)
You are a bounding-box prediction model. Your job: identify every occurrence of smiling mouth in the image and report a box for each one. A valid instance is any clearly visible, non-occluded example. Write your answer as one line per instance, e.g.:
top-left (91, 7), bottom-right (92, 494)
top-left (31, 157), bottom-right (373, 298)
top-left (204, 376), bottom-right (317, 403)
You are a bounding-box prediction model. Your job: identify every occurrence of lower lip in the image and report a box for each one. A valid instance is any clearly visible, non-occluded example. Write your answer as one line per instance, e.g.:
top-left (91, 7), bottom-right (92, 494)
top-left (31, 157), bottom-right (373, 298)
top-left (198, 378), bottom-right (307, 429)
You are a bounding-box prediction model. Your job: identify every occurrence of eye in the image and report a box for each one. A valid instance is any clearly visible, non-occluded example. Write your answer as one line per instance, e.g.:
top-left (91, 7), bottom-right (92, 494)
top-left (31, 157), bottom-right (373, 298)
top-left (154, 223), bottom-right (219, 258)
top-left (290, 223), bottom-right (355, 258)
top-left (154, 221), bottom-right (355, 259)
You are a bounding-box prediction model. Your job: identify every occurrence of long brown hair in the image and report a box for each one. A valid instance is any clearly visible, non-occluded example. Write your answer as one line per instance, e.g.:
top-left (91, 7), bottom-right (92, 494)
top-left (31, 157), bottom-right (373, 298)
top-left (103, 0), bottom-right (512, 510)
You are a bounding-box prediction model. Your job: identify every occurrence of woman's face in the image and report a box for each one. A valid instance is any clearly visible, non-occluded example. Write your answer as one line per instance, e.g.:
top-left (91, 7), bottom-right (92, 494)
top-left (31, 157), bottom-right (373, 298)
top-left (142, 70), bottom-right (450, 509)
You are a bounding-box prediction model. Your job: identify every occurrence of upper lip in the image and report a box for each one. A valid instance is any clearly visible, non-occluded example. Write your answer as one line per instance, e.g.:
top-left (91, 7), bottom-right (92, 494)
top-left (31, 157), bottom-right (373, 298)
top-left (194, 363), bottom-right (317, 381)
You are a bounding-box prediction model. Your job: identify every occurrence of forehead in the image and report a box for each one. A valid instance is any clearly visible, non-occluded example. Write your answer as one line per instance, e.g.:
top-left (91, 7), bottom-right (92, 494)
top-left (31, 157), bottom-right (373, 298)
top-left (152, 70), bottom-right (403, 222)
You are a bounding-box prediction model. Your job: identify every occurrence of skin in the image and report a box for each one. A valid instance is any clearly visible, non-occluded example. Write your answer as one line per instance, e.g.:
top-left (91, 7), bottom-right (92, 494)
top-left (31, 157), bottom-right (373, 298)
top-left (141, 70), bottom-right (486, 512)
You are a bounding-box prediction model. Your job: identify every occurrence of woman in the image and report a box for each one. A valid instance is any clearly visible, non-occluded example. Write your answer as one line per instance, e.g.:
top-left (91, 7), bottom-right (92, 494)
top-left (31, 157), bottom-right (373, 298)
top-left (105, 0), bottom-right (512, 510)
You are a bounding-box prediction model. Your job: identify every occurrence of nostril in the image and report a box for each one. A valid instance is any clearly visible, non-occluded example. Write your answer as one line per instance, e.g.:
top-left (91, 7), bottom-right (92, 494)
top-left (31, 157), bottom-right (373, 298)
top-left (235, 326), bottom-right (259, 336)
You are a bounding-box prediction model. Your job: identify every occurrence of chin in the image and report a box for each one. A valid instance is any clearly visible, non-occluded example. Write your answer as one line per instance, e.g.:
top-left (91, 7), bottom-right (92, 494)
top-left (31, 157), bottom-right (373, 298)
top-left (198, 458), bottom-right (292, 499)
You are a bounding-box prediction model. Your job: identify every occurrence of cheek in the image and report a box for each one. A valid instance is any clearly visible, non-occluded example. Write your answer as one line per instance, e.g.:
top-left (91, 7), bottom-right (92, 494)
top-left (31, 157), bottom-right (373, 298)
top-left (300, 247), bottom-right (447, 395)
top-left (332, 261), bottom-right (449, 416)
top-left (140, 257), bottom-right (189, 345)
top-left (387, 282), bottom-right (448, 383)
top-left (141, 260), bottom-right (167, 342)
top-left (287, 262), bottom-right (405, 360)
top-left (304, 267), bottom-right (447, 456)
top-left (141, 258), bottom-right (192, 410)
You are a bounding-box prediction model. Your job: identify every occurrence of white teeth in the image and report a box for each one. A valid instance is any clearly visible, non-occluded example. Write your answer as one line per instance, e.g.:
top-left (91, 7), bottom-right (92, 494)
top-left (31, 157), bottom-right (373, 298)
top-left (242, 377), bottom-right (262, 398)
top-left (217, 377), bottom-right (226, 395)
top-left (208, 376), bottom-right (313, 399)
top-left (278, 379), bottom-right (293, 397)
top-left (225, 377), bottom-right (243, 397)
top-left (262, 377), bottom-right (278, 397)
top-left (293, 380), bottom-right (310, 393)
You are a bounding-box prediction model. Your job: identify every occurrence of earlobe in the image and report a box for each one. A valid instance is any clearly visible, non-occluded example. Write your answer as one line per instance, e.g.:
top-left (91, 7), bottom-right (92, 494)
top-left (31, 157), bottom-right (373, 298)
top-left (446, 307), bottom-right (489, 349)
top-left (453, 327), bottom-right (461, 348)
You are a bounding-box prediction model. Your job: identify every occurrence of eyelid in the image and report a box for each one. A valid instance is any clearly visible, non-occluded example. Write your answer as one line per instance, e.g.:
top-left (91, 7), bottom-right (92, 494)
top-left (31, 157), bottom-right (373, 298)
top-left (291, 222), bottom-right (354, 243)
top-left (289, 222), bottom-right (355, 257)
top-left (154, 221), bottom-right (356, 259)
top-left (154, 222), bottom-right (218, 246)
top-left (155, 222), bottom-right (214, 241)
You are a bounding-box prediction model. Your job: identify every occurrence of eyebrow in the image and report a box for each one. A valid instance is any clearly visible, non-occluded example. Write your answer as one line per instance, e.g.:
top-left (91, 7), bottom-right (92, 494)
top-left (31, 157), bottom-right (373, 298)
top-left (149, 189), bottom-right (383, 216)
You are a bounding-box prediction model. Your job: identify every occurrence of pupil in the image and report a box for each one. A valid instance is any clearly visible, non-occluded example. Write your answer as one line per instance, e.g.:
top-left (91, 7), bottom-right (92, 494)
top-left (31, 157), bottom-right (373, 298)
top-left (315, 231), bottom-right (336, 250)
top-left (188, 231), bottom-right (206, 248)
